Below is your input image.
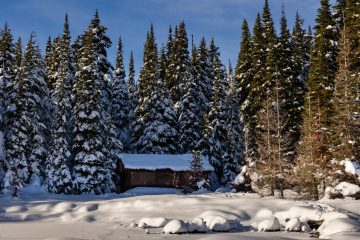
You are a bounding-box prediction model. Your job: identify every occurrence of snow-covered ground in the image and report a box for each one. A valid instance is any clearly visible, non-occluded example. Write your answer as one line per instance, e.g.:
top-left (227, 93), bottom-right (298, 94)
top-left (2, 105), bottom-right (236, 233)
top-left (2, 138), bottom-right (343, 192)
top-left (0, 187), bottom-right (359, 240)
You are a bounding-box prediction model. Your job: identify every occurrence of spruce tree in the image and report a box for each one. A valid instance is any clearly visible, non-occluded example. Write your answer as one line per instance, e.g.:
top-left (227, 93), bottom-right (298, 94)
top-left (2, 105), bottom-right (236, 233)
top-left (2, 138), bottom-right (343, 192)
top-left (45, 36), bottom-right (52, 67)
top-left (245, 13), bottom-right (265, 165)
top-left (111, 36), bottom-right (129, 151)
top-left (46, 15), bottom-right (73, 194)
top-left (278, 6), bottom-right (305, 161)
top-left (72, 28), bottom-right (116, 194)
top-left (308, 0), bottom-right (338, 128)
top-left (132, 26), bottom-right (178, 153)
top-left (223, 63), bottom-right (243, 182)
top-left (165, 21), bottom-right (192, 104)
top-left (177, 76), bottom-right (202, 153)
top-left (4, 33), bottom-right (48, 194)
top-left (193, 37), bottom-right (212, 115)
top-left (198, 47), bottom-right (229, 182)
top-left (262, 0), bottom-right (277, 91)
top-left (127, 51), bottom-right (136, 130)
top-left (0, 23), bottom-right (15, 188)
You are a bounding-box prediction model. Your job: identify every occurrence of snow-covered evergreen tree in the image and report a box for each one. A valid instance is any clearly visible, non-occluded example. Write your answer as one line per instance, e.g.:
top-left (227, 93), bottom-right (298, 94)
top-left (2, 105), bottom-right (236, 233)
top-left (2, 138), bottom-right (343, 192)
top-left (4, 33), bottom-right (48, 194)
top-left (177, 76), bottom-right (202, 153)
top-left (197, 45), bottom-right (229, 182)
top-left (111, 36), bottom-right (129, 151)
top-left (308, 0), bottom-right (338, 129)
top-left (193, 37), bottom-right (212, 117)
top-left (278, 6), bottom-right (306, 162)
top-left (46, 15), bottom-right (73, 194)
top-left (127, 51), bottom-right (136, 133)
top-left (245, 13), bottom-right (265, 166)
top-left (0, 23), bottom-right (15, 189)
top-left (132, 26), bottom-right (178, 153)
top-left (72, 28), bottom-right (116, 194)
top-left (223, 63), bottom-right (243, 182)
top-left (165, 21), bottom-right (192, 104)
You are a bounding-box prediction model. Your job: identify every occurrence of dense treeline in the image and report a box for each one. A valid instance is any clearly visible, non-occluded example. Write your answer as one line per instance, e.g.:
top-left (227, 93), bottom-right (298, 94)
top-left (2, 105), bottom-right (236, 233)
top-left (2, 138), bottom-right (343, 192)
top-left (0, 0), bottom-right (358, 198)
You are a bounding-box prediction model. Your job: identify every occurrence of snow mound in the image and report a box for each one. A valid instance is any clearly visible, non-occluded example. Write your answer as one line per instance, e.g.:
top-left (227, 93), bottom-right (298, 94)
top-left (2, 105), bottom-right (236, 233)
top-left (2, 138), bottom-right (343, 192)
top-left (162, 219), bottom-right (188, 234)
top-left (138, 217), bottom-right (169, 228)
top-left (258, 217), bottom-right (281, 232)
top-left (76, 204), bottom-right (99, 213)
top-left (319, 218), bottom-right (360, 238)
top-left (334, 182), bottom-right (360, 197)
top-left (52, 202), bottom-right (77, 214)
top-left (188, 217), bottom-right (208, 233)
top-left (208, 216), bottom-right (231, 232)
top-left (274, 206), bottom-right (321, 225)
top-left (233, 166), bottom-right (247, 185)
top-left (340, 160), bottom-right (360, 181)
top-left (285, 218), bottom-right (301, 232)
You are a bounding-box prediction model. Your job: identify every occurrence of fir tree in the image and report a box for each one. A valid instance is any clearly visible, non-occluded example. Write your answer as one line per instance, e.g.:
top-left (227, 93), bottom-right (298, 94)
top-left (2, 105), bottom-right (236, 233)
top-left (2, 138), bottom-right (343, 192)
top-left (193, 37), bottom-right (212, 115)
top-left (0, 23), bottom-right (15, 188)
top-left (244, 13), bottom-right (266, 165)
top-left (46, 15), bottom-right (73, 194)
top-left (198, 48), bottom-right (229, 182)
top-left (127, 51), bottom-right (136, 129)
top-left (308, 0), bottom-right (338, 128)
top-left (165, 21), bottom-right (192, 104)
top-left (45, 36), bottom-right (52, 67)
top-left (189, 150), bottom-right (205, 190)
top-left (262, 0), bottom-right (277, 91)
top-left (111, 36), bottom-right (129, 151)
top-left (72, 29), bottom-right (116, 194)
top-left (177, 76), bottom-right (202, 153)
top-left (132, 26), bottom-right (178, 153)
top-left (223, 63), bottom-right (243, 182)
top-left (278, 6), bottom-right (305, 161)
top-left (4, 33), bottom-right (48, 194)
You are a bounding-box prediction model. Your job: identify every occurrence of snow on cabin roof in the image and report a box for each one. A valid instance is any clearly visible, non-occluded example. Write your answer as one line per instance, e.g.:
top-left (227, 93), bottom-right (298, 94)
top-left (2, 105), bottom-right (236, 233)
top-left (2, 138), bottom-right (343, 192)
top-left (119, 154), bottom-right (214, 171)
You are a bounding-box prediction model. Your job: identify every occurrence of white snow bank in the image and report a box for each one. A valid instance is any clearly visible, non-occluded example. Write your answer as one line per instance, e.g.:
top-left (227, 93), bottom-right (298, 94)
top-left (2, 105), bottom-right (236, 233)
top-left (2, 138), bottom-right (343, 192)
top-left (285, 218), bottom-right (301, 232)
top-left (257, 217), bottom-right (281, 231)
top-left (233, 166), bottom-right (247, 185)
top-left (318, 218), bottom-right (360, 238)
top-left (340, 160), bottom-right (360, 181)
top-left (162, 219), bottom-right (188, 234)
top-left (120, 154), bottom-right (213, 171)
top-left (208, 216), bottom-right (231, 232)
top-left (334, 182), bottom-right (360, 196)
top-left (138, 217), bottom-right (169, 228)
top-left (188, 217), bottom-right (207, 233)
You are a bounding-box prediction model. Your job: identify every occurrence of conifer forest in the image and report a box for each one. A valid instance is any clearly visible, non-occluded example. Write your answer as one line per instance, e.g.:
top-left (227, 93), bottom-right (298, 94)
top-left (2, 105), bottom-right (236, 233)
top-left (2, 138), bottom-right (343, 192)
top-left (0, 0), bottom-right (359, 201)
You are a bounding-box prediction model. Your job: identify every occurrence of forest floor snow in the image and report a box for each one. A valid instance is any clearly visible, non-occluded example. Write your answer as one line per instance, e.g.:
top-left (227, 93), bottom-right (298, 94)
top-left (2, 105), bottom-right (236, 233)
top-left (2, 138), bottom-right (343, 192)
top-left (0, 187), bottom-right (359, 239)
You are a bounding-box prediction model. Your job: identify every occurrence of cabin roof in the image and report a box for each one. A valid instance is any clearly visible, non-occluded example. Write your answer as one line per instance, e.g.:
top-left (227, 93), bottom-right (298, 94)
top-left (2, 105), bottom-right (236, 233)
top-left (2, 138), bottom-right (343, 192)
top-left (119, 154), bottom-right (214, 171)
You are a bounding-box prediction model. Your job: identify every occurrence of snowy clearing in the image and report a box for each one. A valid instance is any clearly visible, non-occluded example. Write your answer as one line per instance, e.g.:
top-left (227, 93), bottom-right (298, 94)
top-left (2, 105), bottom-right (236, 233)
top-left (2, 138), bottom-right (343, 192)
top-left (0, 188), bottom-right (359, 239)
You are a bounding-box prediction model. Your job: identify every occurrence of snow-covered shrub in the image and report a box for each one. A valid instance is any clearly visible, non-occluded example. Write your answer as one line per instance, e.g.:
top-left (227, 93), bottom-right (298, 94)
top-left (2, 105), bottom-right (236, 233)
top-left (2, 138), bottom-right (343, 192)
top-left (208, 216), bottom-right (231, 232)
top-left (138, 217), bottom-right (169, 228)
top-left (285, 218), bottom-right (301, 232)
top-left (187, 217), bottom-right (207, 233)
top-left (162, 219), bottom-right (188, 234)
top-left (257, 217), bottom-right (281, 231)
top-left (324, 182), bottom-right (360, 199)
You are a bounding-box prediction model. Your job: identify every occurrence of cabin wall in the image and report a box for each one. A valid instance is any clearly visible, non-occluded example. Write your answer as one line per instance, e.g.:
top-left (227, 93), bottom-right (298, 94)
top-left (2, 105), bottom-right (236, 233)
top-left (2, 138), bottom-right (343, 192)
top-left (118, 168), bottom-right (210, 192)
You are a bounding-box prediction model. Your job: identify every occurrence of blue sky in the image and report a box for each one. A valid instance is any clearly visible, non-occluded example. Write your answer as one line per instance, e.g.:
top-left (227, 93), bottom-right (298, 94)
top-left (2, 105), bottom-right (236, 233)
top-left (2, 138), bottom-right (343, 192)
top-left (0, 0), bottom-right (331, 75)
